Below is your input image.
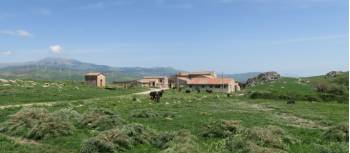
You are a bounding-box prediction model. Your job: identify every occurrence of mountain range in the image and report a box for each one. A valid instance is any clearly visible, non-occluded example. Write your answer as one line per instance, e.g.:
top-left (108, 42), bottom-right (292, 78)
top-left (0, 58), bottom-right (259, 82)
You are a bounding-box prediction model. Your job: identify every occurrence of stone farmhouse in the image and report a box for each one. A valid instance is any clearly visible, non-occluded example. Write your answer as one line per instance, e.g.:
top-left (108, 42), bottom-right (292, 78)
top-left (84, 72), bottom-right (106, 88)
top-left (187, 77), bottom-right (240, 93)
top-left (139, 71), bottom-right (240, 93)
top-left (137, 76), bottom-right (169, 89)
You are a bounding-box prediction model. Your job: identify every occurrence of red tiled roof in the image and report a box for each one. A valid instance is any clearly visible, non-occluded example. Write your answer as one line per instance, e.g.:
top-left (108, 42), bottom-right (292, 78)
top-left (85, 72), bottom-right (104, 76)
top-left (188, 78), bottom-right (234, 85)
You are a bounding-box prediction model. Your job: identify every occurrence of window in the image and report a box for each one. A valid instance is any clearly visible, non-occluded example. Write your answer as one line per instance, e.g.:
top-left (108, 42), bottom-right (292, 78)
top-left (189, 85), bottom-right (192, 88)
top-left (215, 85), bottom-right (220, 88)
top-left (209, 85), bottom-right (213, 88)
top-left (202, 85), bottom-right (205, 88)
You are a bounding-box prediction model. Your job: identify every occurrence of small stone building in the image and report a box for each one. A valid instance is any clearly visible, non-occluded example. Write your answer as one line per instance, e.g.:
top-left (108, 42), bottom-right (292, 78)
top-left (137, 76), bottom-right (168, 89)
top-left (84, 72), bottom-right (106, 88)
top-left (187, 77), bottom-right (240, 93)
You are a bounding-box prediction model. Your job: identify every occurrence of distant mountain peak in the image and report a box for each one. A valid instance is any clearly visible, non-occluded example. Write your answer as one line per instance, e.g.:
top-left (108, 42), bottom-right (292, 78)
top-left (37, 57), bottom-right (82, 65)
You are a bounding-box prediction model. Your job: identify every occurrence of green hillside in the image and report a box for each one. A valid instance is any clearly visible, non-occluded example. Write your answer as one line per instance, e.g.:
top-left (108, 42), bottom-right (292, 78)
top-left (245, 72), bottom-right (349, 103)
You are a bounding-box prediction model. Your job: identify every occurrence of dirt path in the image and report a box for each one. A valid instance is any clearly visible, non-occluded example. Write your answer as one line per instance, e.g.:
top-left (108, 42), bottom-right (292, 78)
top-left (0, 89), bottom-right (161, 110)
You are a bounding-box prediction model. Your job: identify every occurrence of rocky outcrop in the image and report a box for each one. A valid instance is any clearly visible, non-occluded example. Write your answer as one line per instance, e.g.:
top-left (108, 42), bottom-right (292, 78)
top-left (246, 71), bottom-right (281, 87)
top-left (325, 71), bottom-right (342, 78)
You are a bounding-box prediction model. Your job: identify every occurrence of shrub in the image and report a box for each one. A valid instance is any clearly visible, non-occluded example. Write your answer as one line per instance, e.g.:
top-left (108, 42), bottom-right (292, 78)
top-left (160, 130), bottom-right (201, 153)
top-left (323, 123), bottom-right (349, 142)
top-left (248, 126), bottom-right (286, 149)
top-left (202, 120), bottom-right (240, 138)
top-left (305, 95), bottom-right (321, 102)
top-left (226, 135), bottom-right (251, 153)
top-left (80, 123), bottom-right (157, 153)
top-left (27, 115), bottom-right (75, 140)
top-left (130, 109), bottom-right (158, 118)
top-left (152, 132), bottom-right (176, 149)
top-left (80, 108), bottom-right (125, 131)
top-left (80, 129), bottom-right (131, 153)
top-left (314, 142), bottom-right (349, 153)
top-left (2, 107), bottom-right (49, 136)
top-left (121, 123), bottom-right (157, 145)
top-left (225, 125), bottom-right (296, 153)
top-left (52, 108), bottom-right (82, 122)
top-left (249, 91), bottom-right (275, 99)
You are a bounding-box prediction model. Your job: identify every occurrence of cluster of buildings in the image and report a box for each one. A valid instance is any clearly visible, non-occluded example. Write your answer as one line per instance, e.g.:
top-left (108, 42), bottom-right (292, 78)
top-left (84, 71), bottom-right (240, 93)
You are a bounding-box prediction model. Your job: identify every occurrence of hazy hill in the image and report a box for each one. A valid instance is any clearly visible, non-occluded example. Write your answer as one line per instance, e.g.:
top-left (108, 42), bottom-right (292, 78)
top-left (0, 58), bottom-right (179, 82)
top-left (225, 72), bottom-right (260, 83)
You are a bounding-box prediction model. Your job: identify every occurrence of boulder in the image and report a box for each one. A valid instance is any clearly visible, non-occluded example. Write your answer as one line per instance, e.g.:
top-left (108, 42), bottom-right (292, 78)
top-left (0, 79), bottom-right (9, 83)
top-left (325, 71), bottom-right (342, 78)
top-left (246, 71), bottom-right (281, 87)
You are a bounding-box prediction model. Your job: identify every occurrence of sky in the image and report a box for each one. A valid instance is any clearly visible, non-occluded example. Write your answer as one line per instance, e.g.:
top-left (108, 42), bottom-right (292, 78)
top-left (0, 0), bottom-right (348, 76)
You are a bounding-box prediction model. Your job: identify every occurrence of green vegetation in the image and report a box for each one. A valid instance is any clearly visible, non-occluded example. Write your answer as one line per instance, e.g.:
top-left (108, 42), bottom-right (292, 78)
top-left (0, 79), bottom-right (144, 105)
top-left (245, 72), bottom-right (349, 103)
top-left (0, 85), bottom-right (348, 153)
top-left (0, 76), bottom-right (348, 153)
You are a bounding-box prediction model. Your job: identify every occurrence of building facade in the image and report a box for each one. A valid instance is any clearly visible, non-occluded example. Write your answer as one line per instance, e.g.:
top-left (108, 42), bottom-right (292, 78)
top-left (187, 77), bottom-right (240, 93)
top-left (137, 76), bottom-right (168, 89)
top-left (84, 72), bottom-right (106, 88)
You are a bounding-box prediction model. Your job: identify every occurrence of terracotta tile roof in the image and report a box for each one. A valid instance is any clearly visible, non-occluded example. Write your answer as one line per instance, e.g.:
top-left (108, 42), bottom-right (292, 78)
top-left (188, 78), bottom-right (234, 85)
top-left (178, 71), bottom-right (215, 76)
top-left (85, 72), bottom-right (104, 76)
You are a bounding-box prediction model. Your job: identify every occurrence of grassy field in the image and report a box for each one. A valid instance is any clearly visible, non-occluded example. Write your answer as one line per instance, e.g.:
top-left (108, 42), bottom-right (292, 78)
top-left (0, 83), bottom-right (348, 153)
top-left (0, 79), bottom-right (145, 105)
top-left (245, 72), bottom-right (349, 103)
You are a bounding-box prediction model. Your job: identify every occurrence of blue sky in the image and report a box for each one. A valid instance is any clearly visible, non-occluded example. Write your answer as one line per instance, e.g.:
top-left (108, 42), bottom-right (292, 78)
top-left (0, 0), bottom-right (348, 76)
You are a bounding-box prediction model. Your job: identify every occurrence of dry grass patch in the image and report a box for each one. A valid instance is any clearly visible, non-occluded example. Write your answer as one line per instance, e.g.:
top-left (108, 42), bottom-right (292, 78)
top-left (1, 107), bottom-right (75, 140)
top-left (202, 120), bottom-right (241, 138)
top-left (80, 108), bottom-right (126, 131)
top-left (130, 108), bottom-right (159, 118)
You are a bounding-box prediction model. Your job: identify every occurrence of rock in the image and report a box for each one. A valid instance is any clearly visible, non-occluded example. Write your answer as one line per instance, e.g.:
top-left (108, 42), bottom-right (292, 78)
top-left (0, 79), bottom-right (9, 83)
top-left (325, 71), bottom-right (342, 78)
top-left (246, 71), bottom-right (281, 87)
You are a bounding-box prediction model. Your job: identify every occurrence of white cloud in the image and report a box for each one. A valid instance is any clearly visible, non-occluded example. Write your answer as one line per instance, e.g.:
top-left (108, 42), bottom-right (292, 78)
top-left (16, 30), bottom-right (31, 37)
top-left (0, 51), bottom-right (13, 56)
top-left (50, 45), bottom-right (63, 54)
top-left (0, 29), bottom-right (32, 37)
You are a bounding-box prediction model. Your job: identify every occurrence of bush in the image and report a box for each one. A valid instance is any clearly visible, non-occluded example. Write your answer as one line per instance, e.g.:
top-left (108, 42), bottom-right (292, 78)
top-left (130, 109), bottom-right (158, 118)
top-left (27, 115), bottom-right (75, 140)
top-left (202, 120), bottom-right (240, 138)
top-left (52, 108), bottom-right (82, 122)
top-left (314, 142), bottom-right (349, 153)
top-left (2, 107), bottom-right (49, 136)
top-left (225, 125), bottom-right (296, 153)
top-left (121, 123), bottom-right (157, 145)
top-left (80, 128), bottom-right (131, 153)
top-left (160, 130), bottom-right (201, 153)
top-left (248, 126), bottom-right (286, 149)
top-left (323, 123), bottom-right (349, 142)
top-left (249, 91), bottom-right (276, 99)
top-left (226, 135), bottom-right (251, 153)
top-left (80, 108), bottom-right (125, 131)
top-left (80, 123), bottom-right (157, 153)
